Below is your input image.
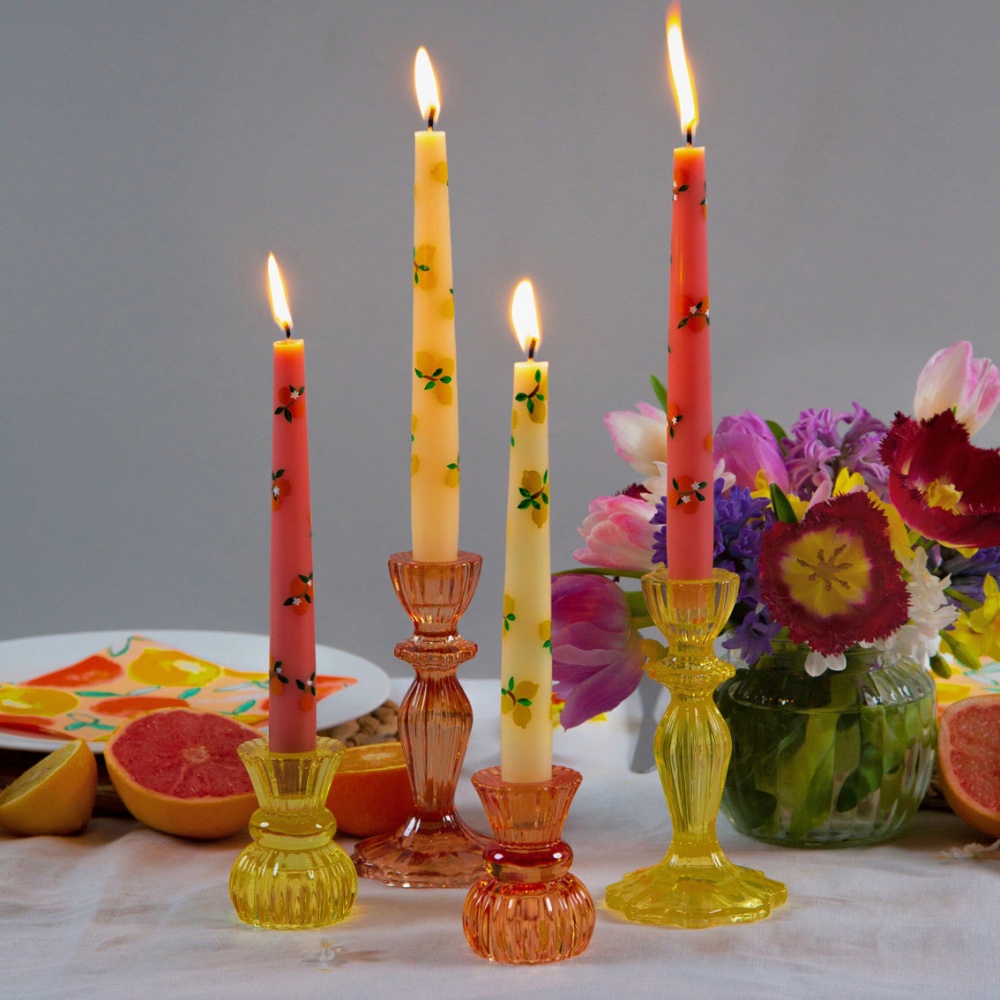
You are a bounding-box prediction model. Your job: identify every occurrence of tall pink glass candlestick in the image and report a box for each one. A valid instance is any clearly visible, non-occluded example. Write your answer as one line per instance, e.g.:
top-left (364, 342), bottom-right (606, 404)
top-left (665, 7), bottom-right (713, 580)
top-left (267, 254), bottom-right (317, 753)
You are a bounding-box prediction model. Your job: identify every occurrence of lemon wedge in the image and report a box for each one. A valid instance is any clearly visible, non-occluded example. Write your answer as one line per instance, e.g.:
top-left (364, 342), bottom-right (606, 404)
top-left (0, 739), bottom-right (98, 836)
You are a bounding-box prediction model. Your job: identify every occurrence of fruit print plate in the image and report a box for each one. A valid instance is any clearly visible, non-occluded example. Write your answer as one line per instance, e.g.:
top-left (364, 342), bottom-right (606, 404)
top-left (0, 630), bottom-right (391, 753)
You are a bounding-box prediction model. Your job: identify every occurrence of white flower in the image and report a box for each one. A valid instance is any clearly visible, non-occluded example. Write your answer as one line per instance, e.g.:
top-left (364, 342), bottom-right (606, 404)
top-left (874, 548), bottom-right (958, 669)
top-left (805, 650), bottom-right (847, 677)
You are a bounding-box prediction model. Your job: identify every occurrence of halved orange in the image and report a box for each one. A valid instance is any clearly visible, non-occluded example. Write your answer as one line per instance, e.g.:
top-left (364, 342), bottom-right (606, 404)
top-left (327, 741), bottom-right (414, 838)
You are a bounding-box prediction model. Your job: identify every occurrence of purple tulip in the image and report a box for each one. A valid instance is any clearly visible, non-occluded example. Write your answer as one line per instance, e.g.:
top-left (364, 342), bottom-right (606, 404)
top-left (551, 574), bottom-right (645, 729)
top-left (713, 410), bottom-right (789, 492)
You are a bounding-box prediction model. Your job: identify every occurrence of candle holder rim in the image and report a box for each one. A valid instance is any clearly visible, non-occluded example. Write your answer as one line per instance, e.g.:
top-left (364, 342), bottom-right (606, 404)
top-left (238, 735), bottom-right (345, 761)
top-left (389, 549), bottom-right (483, 568)
top-left (471, 764), bottom-right (582, 792)
top-left (640, 566), bottom-right (740, 587)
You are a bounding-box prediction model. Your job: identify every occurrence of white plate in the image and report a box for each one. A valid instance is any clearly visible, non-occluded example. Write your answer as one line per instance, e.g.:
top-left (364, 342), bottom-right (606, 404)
top-left (0, 629), bottom-right (391, 753)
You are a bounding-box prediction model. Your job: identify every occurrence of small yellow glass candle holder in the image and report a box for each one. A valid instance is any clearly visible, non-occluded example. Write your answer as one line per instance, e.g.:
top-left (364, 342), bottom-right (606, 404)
top-left (352, 551), bottom-right (487, 887)
top-left (462, 766), bottom-right (595, 964)
top-left (229, 737), bottom-right (357, 929)
top-left (605, 568), bottom-right (787, 928)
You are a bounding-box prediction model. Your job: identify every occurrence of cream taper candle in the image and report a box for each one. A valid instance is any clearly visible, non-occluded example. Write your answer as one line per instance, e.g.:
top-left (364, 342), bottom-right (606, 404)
top-left (410, 47), bottom-right (460, 562)
top-left (499, 280), bottom-right (552, 784)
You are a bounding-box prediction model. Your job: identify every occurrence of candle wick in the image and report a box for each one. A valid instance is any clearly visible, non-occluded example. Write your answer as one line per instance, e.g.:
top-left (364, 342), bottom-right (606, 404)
top-left (686, 127), bottom-right (693, 146)
top-left (528, 338), bottom-right (537, 361)
top-left (427, 109), bottom-right (436, 131)
top-left (283, 323), bottom-right (293, 340)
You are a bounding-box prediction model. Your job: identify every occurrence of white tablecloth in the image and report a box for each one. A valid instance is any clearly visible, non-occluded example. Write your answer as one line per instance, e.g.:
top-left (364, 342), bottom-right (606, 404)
top-left (3, 678), bottom-right (997, 1000)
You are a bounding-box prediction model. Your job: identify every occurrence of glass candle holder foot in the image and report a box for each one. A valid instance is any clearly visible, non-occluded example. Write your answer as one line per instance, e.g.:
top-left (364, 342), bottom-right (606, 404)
top-left (230, 737), bottom-right (357, 930)
top-left (463, 766), bottom-right (595, 964)
top-left (352, 551), bottom-right (487, 887)
top-left (605, 569), bottom-right (787, 928)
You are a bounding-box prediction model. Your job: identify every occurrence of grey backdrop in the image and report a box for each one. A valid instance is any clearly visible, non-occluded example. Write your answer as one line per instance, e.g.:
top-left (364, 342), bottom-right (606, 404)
top-left (2, 1), bottom-right (998, 679)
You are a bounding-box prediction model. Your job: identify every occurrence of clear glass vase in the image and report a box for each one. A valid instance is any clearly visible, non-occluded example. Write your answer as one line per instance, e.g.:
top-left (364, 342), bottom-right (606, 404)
top-left (716, 641), bottom-right (937, 848)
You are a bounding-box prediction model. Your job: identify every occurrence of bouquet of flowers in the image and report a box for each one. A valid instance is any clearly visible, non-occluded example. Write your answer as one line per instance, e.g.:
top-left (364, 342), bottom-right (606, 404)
top-left (551, 341), bottom-right (1000, 729)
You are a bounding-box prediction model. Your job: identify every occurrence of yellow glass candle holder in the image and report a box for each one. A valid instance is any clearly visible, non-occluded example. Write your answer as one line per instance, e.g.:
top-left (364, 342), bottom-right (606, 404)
top-left (229, 737), bottom-right (357, 929)
top-left (605, 568), bottom-right (787, 928)
top-left (463, 766), bottom-right (595, 964)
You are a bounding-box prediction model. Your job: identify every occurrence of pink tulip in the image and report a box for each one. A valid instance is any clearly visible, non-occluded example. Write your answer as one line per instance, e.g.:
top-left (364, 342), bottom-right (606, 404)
top-left (573, 493), bottom-right (657, 572)
top-left (604, 403), bottom-right (667, 476)
top-left (913, 341), bottom-right (1000, 436)
top-left (551, 574), bottom-right (646, 729)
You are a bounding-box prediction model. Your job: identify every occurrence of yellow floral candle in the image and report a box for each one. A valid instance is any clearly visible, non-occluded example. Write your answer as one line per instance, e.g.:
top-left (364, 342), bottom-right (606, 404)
top-left (411, 47), bottom-right (459, 562)
top-left (500, 280), bottom-right (553, 784)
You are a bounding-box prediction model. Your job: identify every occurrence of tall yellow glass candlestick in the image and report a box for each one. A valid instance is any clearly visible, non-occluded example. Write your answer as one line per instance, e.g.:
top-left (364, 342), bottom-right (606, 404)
top-left (500, 280), bottom-right (552, 784)
top-left (411, 46), bottom-right (460, 562)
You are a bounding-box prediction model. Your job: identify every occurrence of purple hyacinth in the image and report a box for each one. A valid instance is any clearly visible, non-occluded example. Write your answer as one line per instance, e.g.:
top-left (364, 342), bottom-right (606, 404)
top-left (782, 403), bottom-right (890, 498)
top-left (927, 544), bottom-right (1000, 607)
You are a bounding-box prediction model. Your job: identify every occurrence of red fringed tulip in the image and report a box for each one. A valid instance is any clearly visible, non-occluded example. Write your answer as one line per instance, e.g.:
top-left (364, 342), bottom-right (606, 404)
top-left (881, 410), bottom-right (1000, 548)
top-left (758, 492), bottom-right (910, 657)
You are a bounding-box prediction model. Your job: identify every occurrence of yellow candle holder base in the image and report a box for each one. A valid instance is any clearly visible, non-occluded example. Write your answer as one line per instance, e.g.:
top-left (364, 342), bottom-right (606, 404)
top-left (463, 766), bottom-right (595, 964)
top-left (606, 569), bottom-right (787, 929)
top-left (229, 737), bottom-right (357, 930)
top-left (352, 551), bottom-right (487, 888)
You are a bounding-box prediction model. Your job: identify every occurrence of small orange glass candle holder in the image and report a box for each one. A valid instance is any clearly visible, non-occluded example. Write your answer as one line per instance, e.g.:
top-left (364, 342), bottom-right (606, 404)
top-left (605, 568), bottom-right (787, 928)
top-left (229, 737), bottom-right (357, 930)
top-left (352, 551), bottom-right (487, 887)
top-left (462, 765), bottom-right (595, 964)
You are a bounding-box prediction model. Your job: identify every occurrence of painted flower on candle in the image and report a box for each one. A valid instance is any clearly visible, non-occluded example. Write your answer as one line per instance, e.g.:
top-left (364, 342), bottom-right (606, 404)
top-left (413, 244), bottom-right (438, 289)
top-left (518, 469), bottom-right (549, 527)
top-left (675, 294), bottom-right (709, 332)
top-left (501, 675), bottom-right (539, 729)
top-left (666, 400), bottom-right (683, 439)
top-left (271, 469), bottom-right (291, 510)
top-left (414, 349), bottom-right (454, 404)
top-left (274, 384), bottom-right (305, 423)
top-left (283, 573), bottom-right (313, 615)
top-left (668, 473), bottom-right (708, 514)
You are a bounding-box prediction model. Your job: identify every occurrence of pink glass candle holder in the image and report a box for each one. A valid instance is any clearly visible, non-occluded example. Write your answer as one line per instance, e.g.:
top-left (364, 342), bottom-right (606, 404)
top-left (462, 766), bottom-right (595, 964)
top-left (352, 551), bottom-right (487, 887)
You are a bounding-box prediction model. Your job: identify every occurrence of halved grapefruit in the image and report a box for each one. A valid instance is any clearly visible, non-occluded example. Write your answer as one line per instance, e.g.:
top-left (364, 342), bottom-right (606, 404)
top-left (938, 695), bottom-right (1000, 838)
top-left (105, 707), bottom-right (259, 840)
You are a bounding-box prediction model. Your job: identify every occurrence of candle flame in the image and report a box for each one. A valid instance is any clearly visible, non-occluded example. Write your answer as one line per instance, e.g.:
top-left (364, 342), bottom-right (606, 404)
top-left (267, 253), bottom-right (293, 333)
top-left (510, 279), bottom-right (541, 356)
top-left (666, 7), bottom-right (698, 139)
top-left (415, 47), bottom-right (440, 126)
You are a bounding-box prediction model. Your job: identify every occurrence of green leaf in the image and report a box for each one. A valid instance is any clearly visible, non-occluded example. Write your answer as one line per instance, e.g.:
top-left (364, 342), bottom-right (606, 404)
top-left (650, 374), bottom-right (668, 411)
top-left (439, 375), bottom-right (452, 383)
top-left (769, 483), bottom-right (798, 524)
top-left (423, 381), bottom-right (436, 391)
top-left (534, 369), bottom-right (541, 383)
top-left (515, 392), bottom-right (528, 402)
top-left (283, 409), bottom-right (292, 423)
top-left (765, 420), bottom-right (788, 454)
top-left (517, 499), bottom-right (532, 510)
top-left (940, 630), bottom-right (982, 672)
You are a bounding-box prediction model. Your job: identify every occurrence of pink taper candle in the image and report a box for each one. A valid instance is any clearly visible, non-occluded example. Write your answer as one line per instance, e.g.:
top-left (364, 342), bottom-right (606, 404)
top-left (267, 254), bottom-right (317, 753)
top-left (665, 7), bottom-right (713, 580)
